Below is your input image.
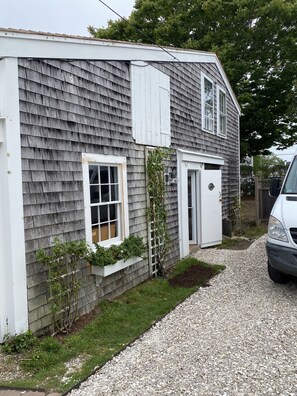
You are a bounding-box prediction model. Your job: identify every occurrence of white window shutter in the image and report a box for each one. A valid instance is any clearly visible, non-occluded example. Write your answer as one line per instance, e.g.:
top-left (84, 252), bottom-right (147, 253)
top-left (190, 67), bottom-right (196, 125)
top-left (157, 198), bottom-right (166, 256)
top-left (131, 62), bottom-right (170, 147)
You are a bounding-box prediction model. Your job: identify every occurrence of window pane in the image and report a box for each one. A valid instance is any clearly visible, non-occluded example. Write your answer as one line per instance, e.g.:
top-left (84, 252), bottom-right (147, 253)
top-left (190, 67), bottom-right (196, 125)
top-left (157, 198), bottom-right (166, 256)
top-left (92, 225), bottom-right (99, 243)
top-left (100, 205), bottom-right (108, 223)
top-left (110, 167), bottom-right (118, 183)
top-left (220, 115), bottom-right (226, 134)
top-left (100, 224), bottom-right (109, 241)
top-left (89, 165), bottom-right (98, 184)
top-left (110, 204), bottom-right (117, 221)
top-left (205, 105), bottom-right (213, 118)
top-left (100, 166), bottom-right (109, 184)
top-left (101, 185), bottom-right (110, 202)
top-left (204, 79), bottom-right (213, 104)
top-left (91, 206), bottom-right (99, 224)
top-left (220, 91), bottom-right (226, 113)
top-left (90, 186), bottom-right (100, 204)
top-left (111, 184), bottom-right (119, 201)
top-left (188, 175), bottom-right (192, 206)
top-left (110, 221), bottom-right (118, 238)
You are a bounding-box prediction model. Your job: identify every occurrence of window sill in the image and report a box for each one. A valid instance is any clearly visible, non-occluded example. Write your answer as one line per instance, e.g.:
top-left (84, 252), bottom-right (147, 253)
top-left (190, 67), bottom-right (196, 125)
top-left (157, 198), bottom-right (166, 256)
top-left (91, 256), bottom-right (142, 278)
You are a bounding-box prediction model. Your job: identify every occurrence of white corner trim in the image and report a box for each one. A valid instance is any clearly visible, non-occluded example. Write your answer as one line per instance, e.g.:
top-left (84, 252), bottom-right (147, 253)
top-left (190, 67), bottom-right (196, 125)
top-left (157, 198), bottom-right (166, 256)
top-left (0, 58), bottom-right (28, 341)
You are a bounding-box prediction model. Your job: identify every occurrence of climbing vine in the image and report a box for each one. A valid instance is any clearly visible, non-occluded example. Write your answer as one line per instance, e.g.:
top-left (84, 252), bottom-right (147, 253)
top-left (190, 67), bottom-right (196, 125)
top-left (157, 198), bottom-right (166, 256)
top-left (146, 148), bottom-right (171, 277)
top-left (36, 238), bottom-right (88, 334)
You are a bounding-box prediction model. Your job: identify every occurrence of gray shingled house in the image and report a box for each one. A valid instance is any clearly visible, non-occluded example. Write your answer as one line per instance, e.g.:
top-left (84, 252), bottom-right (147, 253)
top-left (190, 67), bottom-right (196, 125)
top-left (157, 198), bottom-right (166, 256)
top-left (0, 29), bottom-right (240, 340)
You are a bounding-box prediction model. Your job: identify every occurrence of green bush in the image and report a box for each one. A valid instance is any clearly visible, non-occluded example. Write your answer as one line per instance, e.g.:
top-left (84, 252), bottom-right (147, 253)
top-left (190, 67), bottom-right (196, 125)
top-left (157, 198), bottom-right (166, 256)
top-left (2, 331), bottom-right (37, 354)
top-left (85, 235), bottom-right (146, 267)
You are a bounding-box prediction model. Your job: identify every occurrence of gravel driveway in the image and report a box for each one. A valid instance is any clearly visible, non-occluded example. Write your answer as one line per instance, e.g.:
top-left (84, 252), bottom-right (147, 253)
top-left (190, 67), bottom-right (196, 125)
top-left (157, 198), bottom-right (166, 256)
top-left (68, 235), bottom-right (297, 396)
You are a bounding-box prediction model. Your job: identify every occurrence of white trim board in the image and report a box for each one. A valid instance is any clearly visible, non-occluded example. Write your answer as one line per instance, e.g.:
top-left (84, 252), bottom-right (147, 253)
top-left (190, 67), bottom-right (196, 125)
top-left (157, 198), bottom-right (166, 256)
top-left (0, 29), bottom-right (240, 115)
top-left (0, 58), bottom-right (28, 342)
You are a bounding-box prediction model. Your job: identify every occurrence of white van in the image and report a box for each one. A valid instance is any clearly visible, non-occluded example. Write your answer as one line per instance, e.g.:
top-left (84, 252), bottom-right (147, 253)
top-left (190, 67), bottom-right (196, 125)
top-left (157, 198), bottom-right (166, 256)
top-left (266, 154), bottom-right (297, 283)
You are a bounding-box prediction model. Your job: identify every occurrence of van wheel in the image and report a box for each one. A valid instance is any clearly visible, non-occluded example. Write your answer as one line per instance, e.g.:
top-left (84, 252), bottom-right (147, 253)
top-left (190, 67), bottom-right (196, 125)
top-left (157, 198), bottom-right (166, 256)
top-left (267, 261), bottom-right (289, 284)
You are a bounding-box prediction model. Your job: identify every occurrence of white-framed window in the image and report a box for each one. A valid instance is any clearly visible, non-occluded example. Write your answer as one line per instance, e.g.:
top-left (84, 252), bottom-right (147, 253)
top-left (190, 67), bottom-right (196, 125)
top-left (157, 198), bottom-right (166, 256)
top-left (217, 87), bottom-right (227, 137)
top-left (82, 153), bottom-right (129, 247)
top-left (201, 73), bottom-right (214, 133)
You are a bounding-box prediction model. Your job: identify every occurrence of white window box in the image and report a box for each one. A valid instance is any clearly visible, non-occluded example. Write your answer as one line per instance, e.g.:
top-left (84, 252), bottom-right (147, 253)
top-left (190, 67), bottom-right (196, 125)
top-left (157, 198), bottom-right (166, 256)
top-left (91, 256), bottom-right (142, 277)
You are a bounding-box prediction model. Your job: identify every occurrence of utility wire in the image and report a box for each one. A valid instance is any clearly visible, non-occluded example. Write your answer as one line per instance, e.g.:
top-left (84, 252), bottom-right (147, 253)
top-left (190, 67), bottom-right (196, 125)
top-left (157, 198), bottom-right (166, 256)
top-left (98, 0), bottom-right (181, 63)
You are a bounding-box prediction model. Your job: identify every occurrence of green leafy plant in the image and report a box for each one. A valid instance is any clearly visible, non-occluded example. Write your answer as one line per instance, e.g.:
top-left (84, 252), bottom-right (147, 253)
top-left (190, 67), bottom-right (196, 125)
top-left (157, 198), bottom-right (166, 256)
top-left (36, 238), bottom-right (88, 334)
top-left (2, 331), bottom-right (37, 354)
top-left (85, 235), bottom-right (146, 267)
top-left (146, 148), bottom-right (171, 276)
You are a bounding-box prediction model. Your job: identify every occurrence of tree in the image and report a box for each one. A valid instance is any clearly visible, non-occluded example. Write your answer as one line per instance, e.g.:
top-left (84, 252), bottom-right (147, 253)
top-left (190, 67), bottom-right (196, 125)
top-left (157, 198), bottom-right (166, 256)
top-left (253, 154), bottom-right (288, 178)
top-left (89, 0), bottom-right (297, 156)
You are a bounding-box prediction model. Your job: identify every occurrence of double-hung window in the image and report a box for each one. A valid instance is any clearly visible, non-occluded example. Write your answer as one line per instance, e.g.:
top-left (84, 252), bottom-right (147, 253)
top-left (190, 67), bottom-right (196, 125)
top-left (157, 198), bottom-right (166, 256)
top-left (217, 87), bottom-right (227, 137)
top-left (82, 153), bottom-right (129, 247)
top-left (201, 73), bottom-right (214, 133)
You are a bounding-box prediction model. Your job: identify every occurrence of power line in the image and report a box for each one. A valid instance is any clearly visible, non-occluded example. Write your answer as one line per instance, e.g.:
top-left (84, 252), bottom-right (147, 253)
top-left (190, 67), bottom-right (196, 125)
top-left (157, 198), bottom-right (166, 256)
top-left (98, 0), bottom-right (181, 63)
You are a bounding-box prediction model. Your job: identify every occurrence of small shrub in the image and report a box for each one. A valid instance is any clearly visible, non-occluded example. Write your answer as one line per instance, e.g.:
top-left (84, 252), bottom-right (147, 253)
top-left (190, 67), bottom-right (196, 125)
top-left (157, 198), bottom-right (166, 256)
top-left (2, 331), bottom-right (37, 354)
top-left (36, 238), bottom-right (88, 334)
top-left (40, 337), bottom-right (61, 353)
top-left (85, 235), bottom-right (146, 267)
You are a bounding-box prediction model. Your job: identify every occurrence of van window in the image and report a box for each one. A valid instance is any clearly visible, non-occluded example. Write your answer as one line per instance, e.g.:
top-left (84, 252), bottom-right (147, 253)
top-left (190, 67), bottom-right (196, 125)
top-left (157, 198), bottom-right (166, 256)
top-left (282, 157), bottom-right (297, 194)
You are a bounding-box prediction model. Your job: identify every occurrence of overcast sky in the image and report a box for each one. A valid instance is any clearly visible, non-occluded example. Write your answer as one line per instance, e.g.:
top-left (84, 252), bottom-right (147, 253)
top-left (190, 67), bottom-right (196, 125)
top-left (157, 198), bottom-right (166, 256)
top-left (0, 0), bottom-right (135, 36)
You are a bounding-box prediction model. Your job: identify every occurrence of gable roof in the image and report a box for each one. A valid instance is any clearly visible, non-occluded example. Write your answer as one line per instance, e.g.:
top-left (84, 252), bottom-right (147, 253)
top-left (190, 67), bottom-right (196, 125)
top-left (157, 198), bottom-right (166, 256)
top-left (0, 28), bottom-right (240, 113)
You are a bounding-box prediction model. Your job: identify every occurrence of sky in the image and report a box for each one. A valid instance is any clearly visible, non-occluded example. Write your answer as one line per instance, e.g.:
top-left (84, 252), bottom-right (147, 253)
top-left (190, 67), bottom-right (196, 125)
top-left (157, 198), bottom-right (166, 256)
top-left (270, 145), bottom-right (297, 163)
top-left (0, 0), bottom-right (135, 36)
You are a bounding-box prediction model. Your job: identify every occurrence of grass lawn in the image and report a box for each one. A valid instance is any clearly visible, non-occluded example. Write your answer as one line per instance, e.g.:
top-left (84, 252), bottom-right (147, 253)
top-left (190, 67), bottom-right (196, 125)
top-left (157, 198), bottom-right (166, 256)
top-left (0, 258), bottom-right (224, 394)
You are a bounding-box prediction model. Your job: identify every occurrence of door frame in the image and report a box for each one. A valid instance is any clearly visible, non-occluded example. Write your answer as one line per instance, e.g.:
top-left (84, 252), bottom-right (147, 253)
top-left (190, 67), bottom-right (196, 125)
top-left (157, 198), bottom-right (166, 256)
top-left (177, 149), bottom-right (224, 259)
top-left (188, 170), bottom-right (198, 245)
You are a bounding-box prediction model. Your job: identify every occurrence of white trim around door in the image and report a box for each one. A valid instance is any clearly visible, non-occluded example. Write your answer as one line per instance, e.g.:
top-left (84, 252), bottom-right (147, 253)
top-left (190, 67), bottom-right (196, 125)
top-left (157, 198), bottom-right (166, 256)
top-left (177, 149), bottom-right (224, 258)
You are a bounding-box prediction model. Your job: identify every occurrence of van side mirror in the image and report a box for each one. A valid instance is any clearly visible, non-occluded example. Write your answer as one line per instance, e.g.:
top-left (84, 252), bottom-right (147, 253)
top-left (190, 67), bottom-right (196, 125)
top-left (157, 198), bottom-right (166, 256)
top-left (270, 177), bottom-right (281, 197)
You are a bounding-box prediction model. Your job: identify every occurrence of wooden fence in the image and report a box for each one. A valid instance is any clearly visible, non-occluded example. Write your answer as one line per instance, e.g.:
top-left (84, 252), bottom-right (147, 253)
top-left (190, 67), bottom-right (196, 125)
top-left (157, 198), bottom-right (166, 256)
top-left (254, 177), bottom-right (278, 225)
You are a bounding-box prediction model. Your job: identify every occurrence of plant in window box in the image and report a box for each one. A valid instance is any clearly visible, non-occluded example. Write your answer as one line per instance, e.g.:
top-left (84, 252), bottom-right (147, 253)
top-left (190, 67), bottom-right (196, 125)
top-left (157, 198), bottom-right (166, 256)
top-left (85, 235), bottom-right (146, 277)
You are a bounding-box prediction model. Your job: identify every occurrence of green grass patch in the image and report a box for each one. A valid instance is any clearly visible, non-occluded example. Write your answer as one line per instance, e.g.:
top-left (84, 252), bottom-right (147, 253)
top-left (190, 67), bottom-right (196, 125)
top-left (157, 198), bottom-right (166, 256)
top-left (242, 224), bottom-right (267, 239)
top-left (0, 258), bottom-right (224, 393)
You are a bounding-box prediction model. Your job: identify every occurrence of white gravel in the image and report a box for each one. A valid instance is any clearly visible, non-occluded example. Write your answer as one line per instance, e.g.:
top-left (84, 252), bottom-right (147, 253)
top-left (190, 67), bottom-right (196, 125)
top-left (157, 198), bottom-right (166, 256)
top-left (68, 236), bottom-right (297, 396)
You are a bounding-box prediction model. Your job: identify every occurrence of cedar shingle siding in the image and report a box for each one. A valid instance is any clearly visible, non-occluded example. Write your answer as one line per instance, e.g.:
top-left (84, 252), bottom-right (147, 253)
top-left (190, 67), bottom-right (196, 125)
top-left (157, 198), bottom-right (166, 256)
top-left (18, 58), bottom-right (239, 335)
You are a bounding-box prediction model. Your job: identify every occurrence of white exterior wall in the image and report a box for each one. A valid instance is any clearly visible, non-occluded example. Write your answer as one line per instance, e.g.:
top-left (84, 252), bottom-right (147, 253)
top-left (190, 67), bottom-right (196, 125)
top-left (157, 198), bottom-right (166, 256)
top-left (0, 58), bottom-right (28, 342)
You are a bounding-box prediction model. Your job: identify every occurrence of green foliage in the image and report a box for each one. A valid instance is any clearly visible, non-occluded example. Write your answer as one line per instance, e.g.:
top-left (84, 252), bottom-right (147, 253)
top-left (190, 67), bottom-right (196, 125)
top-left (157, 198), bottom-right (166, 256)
top-left (243, 224), bottom-right (267, 240)
top-left (39, 337), bottom-right (61, 353)
top-left (230, 196), bottom-right (242, 234)
top-left (90, 0), bottom-right (297, 156)
top-left (253, 154), bottom-right (288, 178)
top-left (2, 331), bottom-right (37, 354)
top-left (36, 238), bottom-right (88, 334)
top-left (85, 235), bottom-right (146, 267)
top-left (146, 148), bottom-right (171, 276)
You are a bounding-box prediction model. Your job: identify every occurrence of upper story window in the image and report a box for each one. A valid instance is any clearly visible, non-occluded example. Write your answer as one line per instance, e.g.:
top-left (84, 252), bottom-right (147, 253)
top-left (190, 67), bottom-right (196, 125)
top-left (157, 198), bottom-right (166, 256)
top-left (217, 87), bottom-right (227, 137)
top-left (82, 153), bottom-right (129, 247)
top-left (201, 73), bottom-right (214, 133)
top-left (131, 62), bottom-right (171, 147)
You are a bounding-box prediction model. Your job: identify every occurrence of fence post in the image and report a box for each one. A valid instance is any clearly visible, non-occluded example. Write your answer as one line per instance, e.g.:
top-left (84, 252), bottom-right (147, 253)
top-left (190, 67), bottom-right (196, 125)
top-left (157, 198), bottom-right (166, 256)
top-left (255, 176), bottom-right (260, 226)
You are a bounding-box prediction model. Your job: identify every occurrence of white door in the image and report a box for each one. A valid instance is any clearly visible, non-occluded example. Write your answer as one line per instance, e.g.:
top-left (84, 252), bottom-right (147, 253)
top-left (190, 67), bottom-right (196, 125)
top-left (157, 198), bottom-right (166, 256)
top-left (200, 170), bottom-right (222, 247)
